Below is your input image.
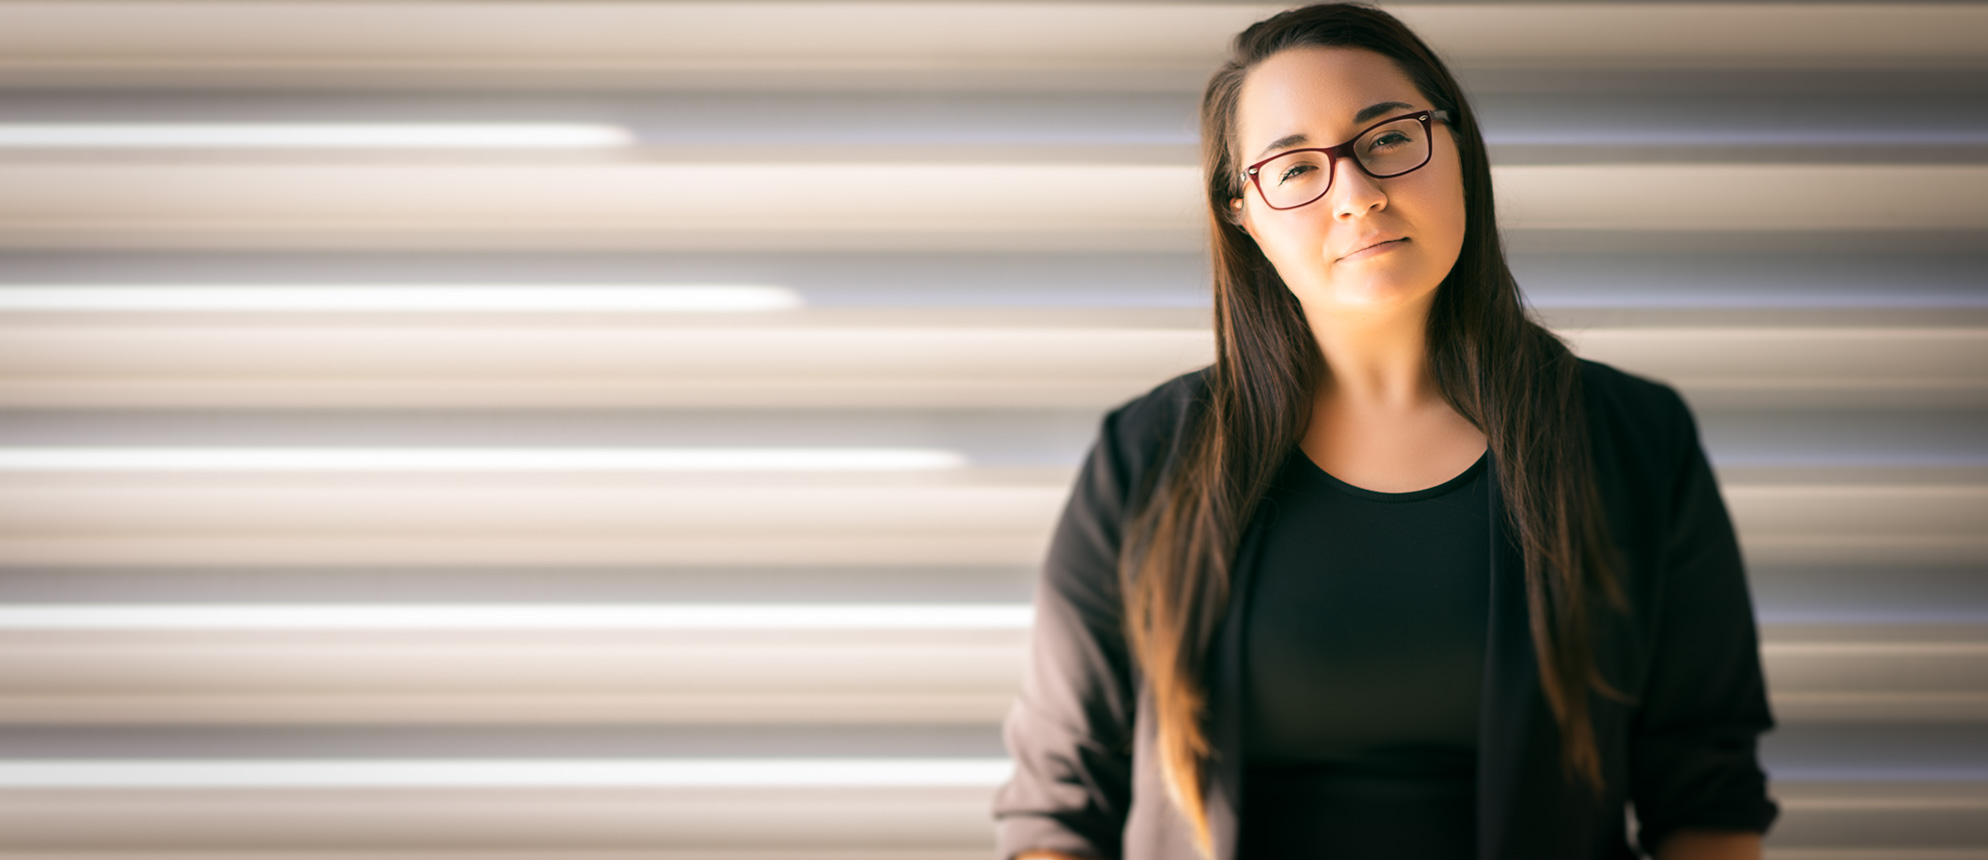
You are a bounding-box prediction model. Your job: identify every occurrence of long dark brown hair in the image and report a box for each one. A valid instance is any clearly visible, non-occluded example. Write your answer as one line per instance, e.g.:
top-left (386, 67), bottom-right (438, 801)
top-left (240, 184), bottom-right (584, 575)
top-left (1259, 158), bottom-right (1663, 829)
top-left (1117, 4), bottom-right (1632, 855)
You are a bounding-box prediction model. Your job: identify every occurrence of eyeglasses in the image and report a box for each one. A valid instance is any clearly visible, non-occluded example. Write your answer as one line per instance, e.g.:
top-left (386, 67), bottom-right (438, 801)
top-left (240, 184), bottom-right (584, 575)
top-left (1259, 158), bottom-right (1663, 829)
top-left (1241, 109), bottom-right (1451, 211)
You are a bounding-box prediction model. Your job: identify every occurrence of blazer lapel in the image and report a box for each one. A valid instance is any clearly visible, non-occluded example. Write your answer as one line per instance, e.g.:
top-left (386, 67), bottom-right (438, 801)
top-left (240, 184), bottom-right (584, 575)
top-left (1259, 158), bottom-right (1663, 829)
top-left (1205, 509), bottom-right (1270, 860)
top-left (1477, 450), bottom-right (1564, 859)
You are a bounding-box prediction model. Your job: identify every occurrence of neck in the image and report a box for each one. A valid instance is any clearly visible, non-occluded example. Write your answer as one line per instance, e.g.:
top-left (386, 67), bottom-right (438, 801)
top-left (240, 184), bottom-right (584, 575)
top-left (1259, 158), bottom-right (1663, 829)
top-left (1303, 291), bottom-right (1438, 411)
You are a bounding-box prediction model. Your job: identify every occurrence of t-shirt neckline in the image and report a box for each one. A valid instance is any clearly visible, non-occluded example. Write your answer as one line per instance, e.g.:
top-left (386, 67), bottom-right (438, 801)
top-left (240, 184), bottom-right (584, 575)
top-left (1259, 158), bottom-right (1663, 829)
top-left (1293, 446), bottom-right (1490, 503)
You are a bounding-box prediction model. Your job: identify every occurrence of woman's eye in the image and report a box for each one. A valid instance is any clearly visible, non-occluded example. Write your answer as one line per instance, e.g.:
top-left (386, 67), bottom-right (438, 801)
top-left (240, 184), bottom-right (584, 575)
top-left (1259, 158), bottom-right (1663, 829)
top-left (1277, 164), bottom-right (1315, 184)
top-left (1369, 132), bottom-right (1409, 149)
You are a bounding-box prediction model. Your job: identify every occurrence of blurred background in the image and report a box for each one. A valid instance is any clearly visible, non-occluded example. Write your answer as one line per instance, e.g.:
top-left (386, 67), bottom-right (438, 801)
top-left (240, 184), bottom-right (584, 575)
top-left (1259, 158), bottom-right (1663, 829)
top-left (0, 1), bottom-right (1982, 857)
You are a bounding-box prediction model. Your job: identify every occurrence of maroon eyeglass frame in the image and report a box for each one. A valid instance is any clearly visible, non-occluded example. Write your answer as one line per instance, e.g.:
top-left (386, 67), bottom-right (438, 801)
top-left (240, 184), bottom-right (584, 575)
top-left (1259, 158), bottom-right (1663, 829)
top-left (1242, 108), bottom-right (1452, 211)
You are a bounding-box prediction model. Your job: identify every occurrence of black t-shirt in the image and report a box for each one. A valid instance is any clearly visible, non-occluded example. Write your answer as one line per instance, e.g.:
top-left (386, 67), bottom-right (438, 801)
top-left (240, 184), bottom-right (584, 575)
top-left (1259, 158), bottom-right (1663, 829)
top-left (1238, 443), bottom-right (1492, 859)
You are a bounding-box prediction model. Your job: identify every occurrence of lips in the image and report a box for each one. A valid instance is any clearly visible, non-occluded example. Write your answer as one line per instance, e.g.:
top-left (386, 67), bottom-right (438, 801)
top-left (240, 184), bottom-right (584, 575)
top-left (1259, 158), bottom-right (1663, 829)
top-left (1339, 236), bottom-right (1407, 261)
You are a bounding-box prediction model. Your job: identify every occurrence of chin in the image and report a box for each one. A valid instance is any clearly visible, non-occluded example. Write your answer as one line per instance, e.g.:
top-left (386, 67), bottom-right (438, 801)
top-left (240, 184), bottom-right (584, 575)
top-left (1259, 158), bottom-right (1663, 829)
top-left (1333, 277), bottom-right (1433, 310)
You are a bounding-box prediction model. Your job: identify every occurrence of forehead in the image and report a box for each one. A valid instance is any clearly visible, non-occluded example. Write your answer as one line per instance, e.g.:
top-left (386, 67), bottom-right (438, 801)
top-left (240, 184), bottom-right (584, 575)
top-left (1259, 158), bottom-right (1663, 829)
top-left (1235, 46), bottom-right (1421, 150)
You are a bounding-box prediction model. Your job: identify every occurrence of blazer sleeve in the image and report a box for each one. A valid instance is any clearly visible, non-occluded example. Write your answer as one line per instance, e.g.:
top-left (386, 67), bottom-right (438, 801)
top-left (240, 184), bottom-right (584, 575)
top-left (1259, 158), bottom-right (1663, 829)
top-left (1628, 385), bottom-right (1781, 856)
top-left (991, 403), bottom-right (1145, 860)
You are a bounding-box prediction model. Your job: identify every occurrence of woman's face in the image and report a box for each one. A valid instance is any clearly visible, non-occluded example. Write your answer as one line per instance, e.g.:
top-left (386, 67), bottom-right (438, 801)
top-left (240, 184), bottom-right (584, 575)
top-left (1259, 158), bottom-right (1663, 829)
top-left (1229, 46), bottom-right (1466, 323)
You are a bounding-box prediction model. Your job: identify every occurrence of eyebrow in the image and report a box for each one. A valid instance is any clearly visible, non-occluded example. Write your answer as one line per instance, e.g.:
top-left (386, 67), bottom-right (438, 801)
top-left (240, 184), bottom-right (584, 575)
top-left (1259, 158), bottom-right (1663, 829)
top-left (1250, 100), bottom-right (1417, 162)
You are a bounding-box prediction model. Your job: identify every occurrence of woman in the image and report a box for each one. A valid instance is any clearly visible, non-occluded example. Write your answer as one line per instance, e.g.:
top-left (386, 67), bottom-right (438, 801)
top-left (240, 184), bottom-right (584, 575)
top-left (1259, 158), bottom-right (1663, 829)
top-left (992, 4), bottom-right (1778, 860)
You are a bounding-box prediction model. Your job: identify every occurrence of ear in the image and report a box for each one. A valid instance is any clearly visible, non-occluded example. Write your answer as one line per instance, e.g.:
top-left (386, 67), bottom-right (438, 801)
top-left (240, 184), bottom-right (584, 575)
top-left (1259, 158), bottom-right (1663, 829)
top-left (1227, 196), bottom-right (1256, 239)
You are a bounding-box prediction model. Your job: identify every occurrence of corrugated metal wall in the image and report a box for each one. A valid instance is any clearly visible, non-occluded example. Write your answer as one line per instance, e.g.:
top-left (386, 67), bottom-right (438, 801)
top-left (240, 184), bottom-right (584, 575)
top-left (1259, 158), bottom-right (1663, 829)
top-left (0, 2), bottom-right (1982, 857)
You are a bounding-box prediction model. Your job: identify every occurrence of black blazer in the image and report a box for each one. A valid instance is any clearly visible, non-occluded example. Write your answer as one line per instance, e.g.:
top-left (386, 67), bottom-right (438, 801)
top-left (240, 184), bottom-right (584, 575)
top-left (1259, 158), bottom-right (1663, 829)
top-left (992, 357), bottom-right (1779, 860)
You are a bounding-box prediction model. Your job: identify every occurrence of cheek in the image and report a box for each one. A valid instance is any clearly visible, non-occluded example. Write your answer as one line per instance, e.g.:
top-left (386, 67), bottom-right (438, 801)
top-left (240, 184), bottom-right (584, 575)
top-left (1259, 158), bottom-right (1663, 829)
top-left (1256, 219), bottom-right (1336, 292)
top-left (1435, 147), bottom-right (1468, 245)
top-left (1401, 146), bottom-right (1469, 275)
top-left (1437, 175), bottom-right (1468, 264)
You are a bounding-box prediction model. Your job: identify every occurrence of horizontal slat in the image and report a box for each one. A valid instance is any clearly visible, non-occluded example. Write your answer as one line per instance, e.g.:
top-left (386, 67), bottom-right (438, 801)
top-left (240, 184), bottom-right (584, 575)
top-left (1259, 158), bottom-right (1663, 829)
top-left (0, 722), bottom-right (1974, 777)
top-left (1, 243), bottom-right (1981, 314)
top-left (0, 854), bottom-right (993, 860)
top-left (1, 526), bottom-right (1971, 568)
top-left (0, 2), bottom-right (1979, 92)
top-left (0, 623), bottom-right (1026, 723)
top-left (0, 163), bottom-right (1195, 251)
top-left (0, 779), bottom-right (1978, 853)
top-left (0, 473), bottom-right (1071, 532)
top-left (0, 409), bottom-right (1105, 467)
top-left (0, 605), bottom-right (1032, 630)
top-left (0, 853), bottom-right (1964, 860)
top-left (0, 854), bottom-right (990, 860)
top-left (0, 693), bottom-right (1016, 726)
top-left (6, 402), bottom-right (1974, 472)
top-left (0, 317), bottom-right (1979, 407)
top-left (0, 164), bottom-right (1982, 250)
top-left (0, 724), bottom-right (1012, 758)
top-left (0, 535), bottom-right (1046, 569)
top-left (0, 617), bottom-right (1972, 723)
top-left (1752, 564), bottom-right (1988, 626)
top-left (0, 759), bottom-right (1013, 788)
top-left (0, 560), bottom-right (1979, 622)
top-left (1769, 781), bottom-right (1988, 849)
top-left (0, 467), bottom-right (1063, 565)
top-left (0, 318), bottom-right (1209, 407)
top-left (0, 784), bottom-right (999, 850)
top-left (0, 465), bottom-right (1979, 562)
top-left (0, 565), bottom-right (1042, 605)
top-left (0, 89), bottom-right (1980, 157)
top-left (1764, 624), bottom-right (1988, 722)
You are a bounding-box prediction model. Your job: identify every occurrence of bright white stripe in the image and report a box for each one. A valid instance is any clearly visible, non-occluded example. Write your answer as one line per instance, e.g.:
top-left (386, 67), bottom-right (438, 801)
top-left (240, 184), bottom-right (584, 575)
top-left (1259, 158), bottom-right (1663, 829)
top-left (1764, 642), bottom-right (1988, 656)
top-left (0, 285), bottom-right (802, 312)
top-left (0, 124), bottom-right (634, 149)
top-left (0, 448), bottom-right (966, 471)
top-left (0, 604), bottom-right (1034, 630)
top-left (0, 758), bottom-right (1013, 788)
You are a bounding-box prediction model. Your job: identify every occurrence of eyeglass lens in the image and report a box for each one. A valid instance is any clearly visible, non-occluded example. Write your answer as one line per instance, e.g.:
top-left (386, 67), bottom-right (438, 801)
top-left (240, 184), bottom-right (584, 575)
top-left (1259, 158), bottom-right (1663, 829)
top-left (1256, 117), bottom-right (1431, 209)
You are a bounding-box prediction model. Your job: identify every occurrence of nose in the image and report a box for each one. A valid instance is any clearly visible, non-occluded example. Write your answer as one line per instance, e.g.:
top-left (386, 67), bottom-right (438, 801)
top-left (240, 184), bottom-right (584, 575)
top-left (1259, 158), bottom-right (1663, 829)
top-left (1328, 154), bottom-right (1387, 220)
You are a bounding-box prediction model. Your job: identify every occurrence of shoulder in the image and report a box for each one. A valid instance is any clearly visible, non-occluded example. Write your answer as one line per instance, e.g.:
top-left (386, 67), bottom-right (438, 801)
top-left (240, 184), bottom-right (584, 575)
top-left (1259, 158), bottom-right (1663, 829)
top-left (1088, 364), bottom-right (1214, 492)
top-left (1577, 356), bottom-right (1687, 423)
top-left (1107, 364), bottom-right (1212, 434)
top-left (1575, 356), bottom-right (1701, 478)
